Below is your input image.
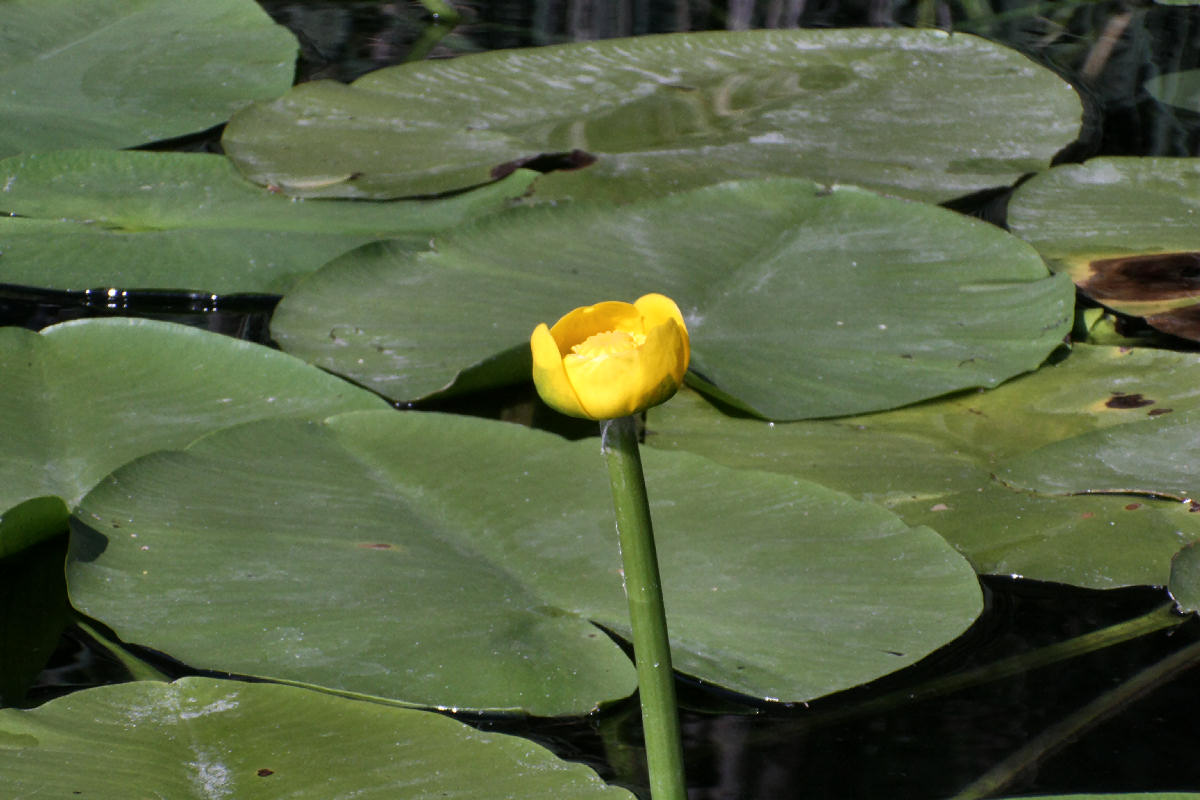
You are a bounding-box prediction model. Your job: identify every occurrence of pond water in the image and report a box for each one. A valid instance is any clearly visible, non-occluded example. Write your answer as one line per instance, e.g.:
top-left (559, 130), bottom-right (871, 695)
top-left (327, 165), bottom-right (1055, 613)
top-left (8, 2), bottom-right (1200, 798)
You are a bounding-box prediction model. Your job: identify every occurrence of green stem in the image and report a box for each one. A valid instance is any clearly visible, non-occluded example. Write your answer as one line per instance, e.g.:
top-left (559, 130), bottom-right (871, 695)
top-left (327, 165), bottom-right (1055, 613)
top-left (601, 415), bottom-right (687, 800)
top-left (807, 601), bottom-right (1182, 728)
top-left (950, 630), bottom-right (1200, 800)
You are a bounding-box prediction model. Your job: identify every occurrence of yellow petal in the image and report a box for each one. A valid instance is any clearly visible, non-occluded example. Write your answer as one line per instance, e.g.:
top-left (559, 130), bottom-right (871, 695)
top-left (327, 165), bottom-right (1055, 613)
top-left (562, 340), bottom-right (646, 420)
top-left (549, 301), bottom-right (643, 353)
top-left (635, 293), bottom-right (690, 370)
top-left (530, 322), bottom-right (589, 418)
top-left (634, 316), bottom-right (689, 406)
top-left (531, 294), bottom-right (691, 420)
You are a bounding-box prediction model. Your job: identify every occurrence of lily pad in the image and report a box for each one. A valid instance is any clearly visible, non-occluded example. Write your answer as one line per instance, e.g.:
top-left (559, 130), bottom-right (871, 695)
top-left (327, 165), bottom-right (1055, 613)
top-left (70, 410), bottom-right (982, 714)
top-left (0, 677), bottom-right (632, 798)
top-left (0, 150), bottom-right (537, 294)
top-left (0, 318), bottom-right (387, 556)
top-left (0, 0), bottom-right (298, 158)
top-left (1168, 541), bottom-right (1200, 614)
top-left (223, 28), bottom-right (1081, 203)
top-left (1007, 157), bottom-right (1200, 340)
top-left (998, 408), bottom-right (1200, 500)
top-left (1146, 69), bottom-right (1200, 110)
top-left (646, 344), bottom-right (1200, 589)
top-left (271, 178), bottom-right (1072, 420)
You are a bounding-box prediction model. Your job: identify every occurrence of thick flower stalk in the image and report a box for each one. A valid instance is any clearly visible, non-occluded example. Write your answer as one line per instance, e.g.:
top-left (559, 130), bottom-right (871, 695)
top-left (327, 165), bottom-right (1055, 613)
top-left (530, 294), bottom-right (689, 800)
top-left (530, 293), bottom-right (689, 420)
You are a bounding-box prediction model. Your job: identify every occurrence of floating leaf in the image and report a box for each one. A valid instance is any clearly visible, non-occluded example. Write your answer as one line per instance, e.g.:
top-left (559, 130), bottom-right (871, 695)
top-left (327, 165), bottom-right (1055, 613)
top-left (271, 179), bottom-right (1072, 420)
top-left (0, 0), bottom-right (297, 158)
top-left (998, 408), bottom-right (1200, 500)
top-left (0, 677), bottom-right (632, 798)
top-left (1008, 157), bottom-right (1200, 340)
top-left (1169, 542), bottom-right (1200, 614)
top-left (0, 319), bottom-right (387, 556)
top-left (223, 28), bottom-right (1080, 203)
top-left (70, 410), bottom-right (982, 713)
top-left (0, 150), bottom-right (536, 294)
top-left (647, 344), bottom-right (1200, 589)
top-left (1146, 68), bottom-right (1200, 110)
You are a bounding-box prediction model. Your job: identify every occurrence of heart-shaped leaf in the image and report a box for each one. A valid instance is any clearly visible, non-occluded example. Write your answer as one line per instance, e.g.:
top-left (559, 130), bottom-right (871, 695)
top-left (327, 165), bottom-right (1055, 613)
top-left (223, 28), bottom-right (1081, 203)
top-left (70, 410), bottom-right (982, 714)
top-left (271, 178), bottom-right (1072, 420)
top-left (0, 319), bottom-right (387, 556)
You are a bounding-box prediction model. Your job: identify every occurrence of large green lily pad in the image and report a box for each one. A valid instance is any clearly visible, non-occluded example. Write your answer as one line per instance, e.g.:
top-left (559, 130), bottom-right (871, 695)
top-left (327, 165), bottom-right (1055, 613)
top-left (271, 178), bottom-right (1072, 420)
top-left (0, 677), bottom-right (632, 798)
top-left (0, 0), bottom-right (297, 159)
top-left (70, 410), bottom-right (982, 714)
top-left (647, 344), bottom-right (1200, 589)
top-left (0, 150), bottom-right (536, 294)
top-left (1007, 157), bottom-right (1200, 340)
top-left (0, 319), bottom-right (387, 556)
top-left (223, 28), bottom-right (1081, 203)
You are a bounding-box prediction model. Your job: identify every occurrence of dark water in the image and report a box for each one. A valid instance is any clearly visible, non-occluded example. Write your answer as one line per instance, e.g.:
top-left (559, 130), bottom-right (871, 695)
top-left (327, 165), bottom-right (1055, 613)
top-left (11, 2), bottom-right (1200, 798)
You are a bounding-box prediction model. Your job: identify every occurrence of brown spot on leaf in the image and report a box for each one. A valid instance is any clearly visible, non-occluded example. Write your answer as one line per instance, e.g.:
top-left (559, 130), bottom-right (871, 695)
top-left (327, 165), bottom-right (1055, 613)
top-left (1105, 392), bottom-right (1154, 409)
top-left (1081, 511), bottom-right (1095, 519)
top-left (1148, 407), bottom-right (1173, 416)
top-left (1145, 303), bottom-right (1200, 342)
top-left (257, 768), bottom-right (274, 777)
top-left (357, 543), bottom-right (395, 550)
top-left (1125, 503), bottom-right (1142, 511)
top-left (1082, 252), bottom-right (1200, 302)
top-left (491, 149), bottom-right (596, 180)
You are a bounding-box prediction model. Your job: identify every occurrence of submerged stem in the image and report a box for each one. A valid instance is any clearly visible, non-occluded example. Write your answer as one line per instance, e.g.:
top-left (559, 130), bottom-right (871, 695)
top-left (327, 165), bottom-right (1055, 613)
top-left (951, 627), bottom-right (1200, 800)
top-left (601, 415), bottom-right (687, 800)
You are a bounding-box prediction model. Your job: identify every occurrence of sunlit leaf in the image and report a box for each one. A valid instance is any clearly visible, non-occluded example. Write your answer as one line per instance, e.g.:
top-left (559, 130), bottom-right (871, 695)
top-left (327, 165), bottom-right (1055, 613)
top-left (0, 150), bottom-right (536, 294)
top-left (0, 678), bottom-right (633, 798)
top-left (1008, 157), bottom-right (1200, 341)
top-left (648, 344), bottom-right (1200, 589)
top-left (0, 319), bottom-right (386, 556)
top-left (70, 410), bottom-right (982, 713)
top-left (224, 28), bottom-right (1080, 203)
top-left (0, 0), bottom-right (297, 158)
top-left (271, 178), bottom-right (1071, 420)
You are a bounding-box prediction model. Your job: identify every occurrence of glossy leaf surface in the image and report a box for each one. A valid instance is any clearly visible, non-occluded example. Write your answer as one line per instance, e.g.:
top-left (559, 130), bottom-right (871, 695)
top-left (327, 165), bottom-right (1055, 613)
top-left (0, 319), bottom-right (386, 555)
top-left (224, 28), bottom-right (1080, 203)
top-left (648, 344), bottom-right (1200, 589)
top-left (0, 150), bottom-right (536, 294)
top-left (272, 179), bottom-right (1072, 420)
top-left (0, 0), bottom-right (297, 158)
top-left (70, 410), bottom-right (982, 714)
top-left (1008, 157), bottom-right (1200, 340)
top-left (0, 678), bottom-right (632, 798)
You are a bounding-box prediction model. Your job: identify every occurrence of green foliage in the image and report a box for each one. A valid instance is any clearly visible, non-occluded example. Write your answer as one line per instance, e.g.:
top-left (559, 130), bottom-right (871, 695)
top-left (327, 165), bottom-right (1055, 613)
top-left (223, 28), bottom-right (1081, 203)
top-left (1, 1), bottom-right (1198, 797)
top-left (272, 179), bottom-right (1072, 419)
top-left (70, 410), bottom-right (981, 713)
top-left (0, 0), bottom-right (297, 158)
top-left (0, 677), bottom-right (635, 799)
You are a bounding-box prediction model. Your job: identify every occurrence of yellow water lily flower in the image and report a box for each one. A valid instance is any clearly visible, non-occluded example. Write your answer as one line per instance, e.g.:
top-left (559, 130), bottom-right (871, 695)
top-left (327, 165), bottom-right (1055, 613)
top-left (530, 294), bottom-right (690, 420)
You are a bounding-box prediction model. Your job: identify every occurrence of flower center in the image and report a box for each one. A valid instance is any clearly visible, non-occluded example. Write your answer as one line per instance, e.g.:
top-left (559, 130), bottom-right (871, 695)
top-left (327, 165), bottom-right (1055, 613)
top-left (569, 329), bottom-right (645, 360)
